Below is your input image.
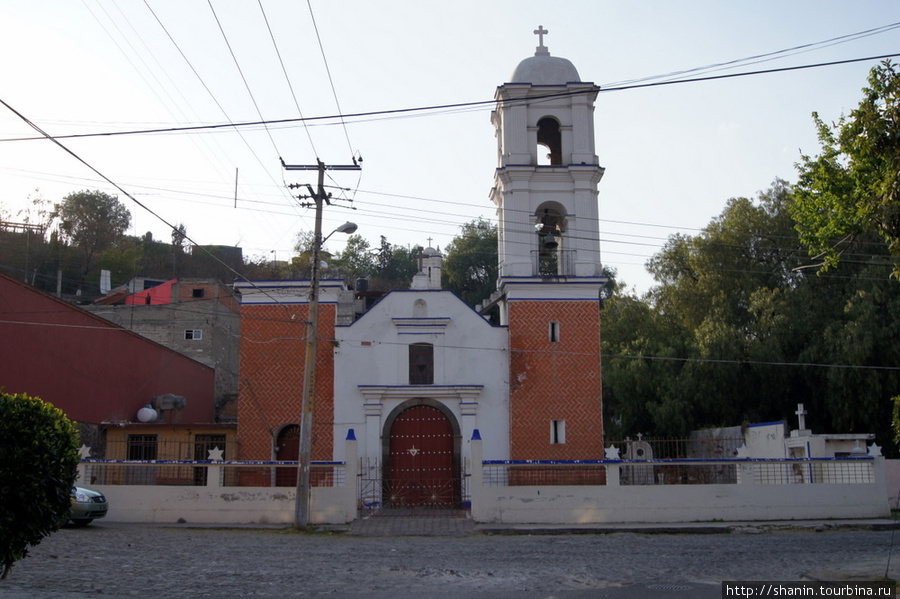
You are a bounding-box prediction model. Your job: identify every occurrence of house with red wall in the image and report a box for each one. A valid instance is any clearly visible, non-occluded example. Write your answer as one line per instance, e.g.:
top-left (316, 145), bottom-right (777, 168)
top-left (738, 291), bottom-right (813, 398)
top-left (0, 272), bottom-right (234, 467)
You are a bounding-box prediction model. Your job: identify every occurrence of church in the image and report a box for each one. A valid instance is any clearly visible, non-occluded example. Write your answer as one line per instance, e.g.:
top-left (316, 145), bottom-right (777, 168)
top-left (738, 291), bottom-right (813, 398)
top-left (236, 27), bottom-right (608, 506)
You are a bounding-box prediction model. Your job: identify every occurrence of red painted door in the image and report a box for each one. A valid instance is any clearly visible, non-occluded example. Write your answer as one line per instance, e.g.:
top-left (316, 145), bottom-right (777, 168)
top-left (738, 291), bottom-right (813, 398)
top-left (388, 405), bottom-right (455, 506)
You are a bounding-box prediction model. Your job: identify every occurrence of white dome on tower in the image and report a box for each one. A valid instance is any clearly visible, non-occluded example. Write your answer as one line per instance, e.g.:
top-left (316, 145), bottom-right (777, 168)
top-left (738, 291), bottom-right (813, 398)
top-left (511, 55), bottom-right (580, 85)
top-left (510, 25), bottom-right (581, 85)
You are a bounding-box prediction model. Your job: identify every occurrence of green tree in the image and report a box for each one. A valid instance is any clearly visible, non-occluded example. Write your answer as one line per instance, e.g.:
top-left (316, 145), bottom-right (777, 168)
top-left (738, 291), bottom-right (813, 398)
top-left (332, 234), bottom-right (376, 284)
top-left (52, 190), bottom-right (131, 279)
top-left (604, 180), bottom-right (900, 451)
top-left (97, 242), bottom-right (142, 289)
top-left (369, 236), bottom-right (418, 291)
top-left (792, 60), bottom-right (900, 276)
top-left (0, 392), bottom-right (80, 580)
top-left (442, 218), bottom-right (498, 306)
top-left (601, 293), bottom-right (689, 438)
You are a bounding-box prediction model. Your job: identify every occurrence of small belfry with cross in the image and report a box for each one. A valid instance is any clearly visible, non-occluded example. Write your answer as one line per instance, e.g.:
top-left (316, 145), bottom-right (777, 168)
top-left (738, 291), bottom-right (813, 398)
top-left (534, 25), bottom-right (550, 56)
top-left (795, 403), bottom-right (808, 431)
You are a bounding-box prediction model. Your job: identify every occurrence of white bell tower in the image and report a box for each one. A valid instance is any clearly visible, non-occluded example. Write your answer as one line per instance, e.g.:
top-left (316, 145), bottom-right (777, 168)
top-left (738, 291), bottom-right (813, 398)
top-left (487, 28), bottom-right (607, 462)
top-left (490, 26), bottom-right (605, 286)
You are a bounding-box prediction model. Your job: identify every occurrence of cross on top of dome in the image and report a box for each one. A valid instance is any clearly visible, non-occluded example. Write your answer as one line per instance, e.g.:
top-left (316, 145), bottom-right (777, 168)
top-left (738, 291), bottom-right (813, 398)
top-left (533, 25), bottom-right (550, 56)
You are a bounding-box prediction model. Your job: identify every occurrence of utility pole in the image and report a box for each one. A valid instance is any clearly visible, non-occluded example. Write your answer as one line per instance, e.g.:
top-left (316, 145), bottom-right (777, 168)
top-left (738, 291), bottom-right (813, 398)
top-left (282, 157), bottom-right (361, 530)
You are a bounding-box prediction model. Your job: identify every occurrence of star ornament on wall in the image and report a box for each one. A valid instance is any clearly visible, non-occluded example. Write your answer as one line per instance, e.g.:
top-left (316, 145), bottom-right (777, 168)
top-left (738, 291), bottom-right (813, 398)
top-left (207, 446), bottom-right (225, 462)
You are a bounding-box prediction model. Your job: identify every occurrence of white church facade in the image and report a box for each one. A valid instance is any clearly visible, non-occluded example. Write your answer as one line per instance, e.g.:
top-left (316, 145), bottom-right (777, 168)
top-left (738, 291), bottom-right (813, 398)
top-left (236, 27), bottom-right (608, 505)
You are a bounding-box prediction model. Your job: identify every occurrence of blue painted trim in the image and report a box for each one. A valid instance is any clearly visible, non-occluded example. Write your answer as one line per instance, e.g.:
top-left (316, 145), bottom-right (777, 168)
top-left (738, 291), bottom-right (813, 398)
top-left (481, 456), bottom-right (874, 465)
top-left (506, 298), bottom-right (600, 302)
top-left (358, 384), bottom-right (483, 389)
top-left (502, 280), bottom-right (608, 285)
top-left (392, 318), bottom-right (451, 322)
top-left (235, 278), bottom-right (346, 286)
top-left (746, 421), bottom-right (785, 428)
top-left (81, 459), bottom-right (345, 466)
top-left (333, 289), bottom-right (506, 330)
top-left (241, 300), bottom-right (340, 306)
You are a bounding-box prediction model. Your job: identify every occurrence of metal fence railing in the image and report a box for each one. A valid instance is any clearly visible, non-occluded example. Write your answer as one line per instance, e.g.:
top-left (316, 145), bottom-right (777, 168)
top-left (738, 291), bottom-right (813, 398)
top-left (480, 457), bottom-right (876, 488)
top-left (81, 438), bottom-right (240, 463)
top-left (482, 461), bottom-right (608, 487)
top-left (750, 458), bottom-right (874, 485)
top-left (606, 436), bottom-right (746, 461)
top-left (80, 460), bottom-right (346, 489)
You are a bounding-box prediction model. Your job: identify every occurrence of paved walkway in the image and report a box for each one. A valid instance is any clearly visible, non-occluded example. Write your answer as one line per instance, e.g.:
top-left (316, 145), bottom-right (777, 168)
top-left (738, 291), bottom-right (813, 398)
top-left (346, 510), bottom-right (898, 538)
top-left (349, 508), bottom-right (475, 536)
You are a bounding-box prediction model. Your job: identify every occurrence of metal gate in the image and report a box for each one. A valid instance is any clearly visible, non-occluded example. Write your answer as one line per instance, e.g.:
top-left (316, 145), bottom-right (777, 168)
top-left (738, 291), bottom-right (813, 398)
top-left (358, 405), bottom-right (469, 515)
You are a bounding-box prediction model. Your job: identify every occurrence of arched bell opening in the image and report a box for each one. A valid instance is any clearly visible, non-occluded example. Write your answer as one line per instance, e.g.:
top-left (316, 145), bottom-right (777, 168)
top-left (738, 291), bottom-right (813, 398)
top-left (536, 117), bottom-right (562, 166)
top-left (533, 203), bottom-right (569, 276)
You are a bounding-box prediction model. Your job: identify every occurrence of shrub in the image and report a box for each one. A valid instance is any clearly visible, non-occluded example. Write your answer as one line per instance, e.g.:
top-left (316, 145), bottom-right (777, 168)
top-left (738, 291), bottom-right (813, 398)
top-left (0, 392), bottom-right (80, 580)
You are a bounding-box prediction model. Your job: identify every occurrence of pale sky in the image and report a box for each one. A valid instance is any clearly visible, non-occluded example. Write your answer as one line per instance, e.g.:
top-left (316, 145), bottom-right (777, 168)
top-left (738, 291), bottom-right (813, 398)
top-left (1, 1), bottom-right (898, 294)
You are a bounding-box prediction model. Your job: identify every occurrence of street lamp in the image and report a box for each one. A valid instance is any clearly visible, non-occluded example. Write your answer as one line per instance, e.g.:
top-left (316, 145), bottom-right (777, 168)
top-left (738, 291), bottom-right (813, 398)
top-left (295, 220), bottom-right (357, 529)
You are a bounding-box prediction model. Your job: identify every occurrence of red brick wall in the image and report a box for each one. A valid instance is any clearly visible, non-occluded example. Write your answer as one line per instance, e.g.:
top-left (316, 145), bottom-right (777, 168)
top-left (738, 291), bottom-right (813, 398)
top-left (238, 303), bottom-right (335, 462)
top-left (508, 299), bottom-right (603, 460)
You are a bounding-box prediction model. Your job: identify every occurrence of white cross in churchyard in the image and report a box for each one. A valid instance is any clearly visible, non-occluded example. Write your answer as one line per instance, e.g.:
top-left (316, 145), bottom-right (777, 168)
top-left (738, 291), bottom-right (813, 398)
top-left (795, 403), bottom-right (808, 430)
top-left (534, 25), bottom-right (548, 49)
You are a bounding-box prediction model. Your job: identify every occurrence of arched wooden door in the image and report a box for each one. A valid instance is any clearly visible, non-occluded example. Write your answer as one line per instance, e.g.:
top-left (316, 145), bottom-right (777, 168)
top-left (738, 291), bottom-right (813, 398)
top-left (387, 405), bottom-right (456, 507)
top-left (275, 425), bottom-right (299, 486)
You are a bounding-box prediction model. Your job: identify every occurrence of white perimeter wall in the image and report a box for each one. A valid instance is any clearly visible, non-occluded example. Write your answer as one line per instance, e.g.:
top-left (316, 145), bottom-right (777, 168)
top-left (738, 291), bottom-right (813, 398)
top-left (470, 441), bottom-right (891, 524)
top-left (80, 443), bottom-right (892, 526)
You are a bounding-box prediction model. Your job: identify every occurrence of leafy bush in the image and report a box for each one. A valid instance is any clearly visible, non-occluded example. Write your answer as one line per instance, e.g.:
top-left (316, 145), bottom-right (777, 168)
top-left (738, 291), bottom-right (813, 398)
top-left (0, 392), bottom-right (80, 580)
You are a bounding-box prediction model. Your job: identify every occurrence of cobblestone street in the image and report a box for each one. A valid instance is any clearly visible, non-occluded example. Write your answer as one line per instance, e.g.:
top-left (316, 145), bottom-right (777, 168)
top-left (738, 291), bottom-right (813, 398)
top-left (2, 521), bottom-right (897, 598)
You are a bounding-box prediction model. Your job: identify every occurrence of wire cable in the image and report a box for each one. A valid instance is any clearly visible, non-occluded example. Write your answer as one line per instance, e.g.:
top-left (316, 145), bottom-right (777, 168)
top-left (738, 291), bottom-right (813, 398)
top-left (257, 0), bottom-right (317, 158)
top-left (4, 51), bottom-right (898, 145)
top-left (305, 0), bottom-right (354, 159)
top-left (207, 0), bottom-right (282, 158)
top-left (0, 96), bottom-right (308, 314)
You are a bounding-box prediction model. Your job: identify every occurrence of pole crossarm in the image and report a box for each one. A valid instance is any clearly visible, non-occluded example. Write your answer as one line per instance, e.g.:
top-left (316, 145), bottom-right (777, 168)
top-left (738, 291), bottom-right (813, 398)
top-left (280, 157), bottom-right (362, 172)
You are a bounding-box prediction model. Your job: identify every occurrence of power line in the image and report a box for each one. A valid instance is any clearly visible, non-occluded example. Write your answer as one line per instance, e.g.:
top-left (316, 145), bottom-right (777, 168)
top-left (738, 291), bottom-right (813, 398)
top-left (0, 96), bottom-right (310, 313)
top-left (5, 51), bottom-right (898, 145)
top-left (257, 0), bottom-right (317, 158)
top-left (140, 0), bottom-right (299, 216)
top-left (603, 22), bottom-right (900, 88)
top-left (3, 311), bottom-right (899, 373)
top-left (305, 0), bottom-right (354, 160)
top-left (207, 0), bottom-right (282, 159)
